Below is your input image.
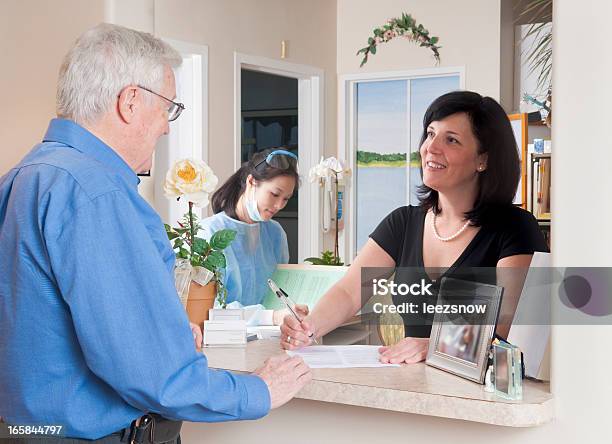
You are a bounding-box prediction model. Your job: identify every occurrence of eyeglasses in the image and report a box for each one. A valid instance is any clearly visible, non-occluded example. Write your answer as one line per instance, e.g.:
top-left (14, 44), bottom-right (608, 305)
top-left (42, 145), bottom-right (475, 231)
top-left (254, 149), bottom-right (298, 171)
top-left (137, 85), bottom-right (185, 122)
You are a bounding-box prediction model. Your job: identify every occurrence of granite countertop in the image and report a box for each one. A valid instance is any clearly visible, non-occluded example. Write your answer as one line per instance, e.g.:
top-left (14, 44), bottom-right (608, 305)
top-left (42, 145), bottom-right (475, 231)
top-left (203, 339), bottom-right (554, 427)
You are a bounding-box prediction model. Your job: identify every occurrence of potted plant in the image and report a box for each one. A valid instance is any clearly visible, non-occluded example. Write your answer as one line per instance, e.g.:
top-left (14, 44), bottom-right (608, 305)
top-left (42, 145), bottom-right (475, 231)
top-left (163, 158), bottom-right (237, 328)
top-left (305, 157), bottom-right (351, 266)
top-left (517, 0), bottom-right (552, 126)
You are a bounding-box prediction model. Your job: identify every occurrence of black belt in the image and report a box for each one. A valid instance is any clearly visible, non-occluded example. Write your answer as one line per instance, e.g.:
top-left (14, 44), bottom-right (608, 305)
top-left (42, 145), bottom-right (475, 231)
top-left (116, 414), bottom-right (182, 444)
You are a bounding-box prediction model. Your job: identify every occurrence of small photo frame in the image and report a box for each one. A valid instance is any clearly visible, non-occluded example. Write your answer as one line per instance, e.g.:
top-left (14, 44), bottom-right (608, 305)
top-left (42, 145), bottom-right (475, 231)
top-left (426, 277), bottom-right (503, 384)
top-left (493, 340), bottom-right (523, 400)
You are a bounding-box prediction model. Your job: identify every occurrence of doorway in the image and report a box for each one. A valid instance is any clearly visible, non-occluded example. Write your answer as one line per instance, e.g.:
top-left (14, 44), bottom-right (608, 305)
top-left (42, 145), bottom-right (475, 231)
top-left (234, 53), bottom-right (324, 264)
top-left (241, 69), bottom-right (299, 262)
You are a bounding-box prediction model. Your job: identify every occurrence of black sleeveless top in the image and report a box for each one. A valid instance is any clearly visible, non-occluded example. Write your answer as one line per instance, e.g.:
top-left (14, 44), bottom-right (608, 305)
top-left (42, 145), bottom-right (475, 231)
top-left (369, 205), bottom-right (548, 337)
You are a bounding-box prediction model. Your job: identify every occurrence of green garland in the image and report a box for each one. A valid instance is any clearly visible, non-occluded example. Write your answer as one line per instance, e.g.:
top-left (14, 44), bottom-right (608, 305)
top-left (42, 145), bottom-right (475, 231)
top-left (357, 13), bottom-right (441, 67)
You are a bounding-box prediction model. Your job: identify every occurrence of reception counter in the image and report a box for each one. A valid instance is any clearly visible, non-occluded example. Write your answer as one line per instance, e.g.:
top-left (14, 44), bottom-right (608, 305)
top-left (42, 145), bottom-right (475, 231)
top-left (195, 339), bottom-right (553, 428)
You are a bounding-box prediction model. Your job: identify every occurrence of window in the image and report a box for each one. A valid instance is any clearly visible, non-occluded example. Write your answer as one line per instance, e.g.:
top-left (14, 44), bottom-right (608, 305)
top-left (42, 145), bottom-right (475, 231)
top-left (342, 70), bottom-right (463, 256)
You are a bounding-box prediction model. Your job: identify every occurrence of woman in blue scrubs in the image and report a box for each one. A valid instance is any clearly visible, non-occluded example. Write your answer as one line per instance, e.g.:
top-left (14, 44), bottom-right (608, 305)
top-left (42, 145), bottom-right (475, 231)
top-left (201, 148), bottom-right (304, 325)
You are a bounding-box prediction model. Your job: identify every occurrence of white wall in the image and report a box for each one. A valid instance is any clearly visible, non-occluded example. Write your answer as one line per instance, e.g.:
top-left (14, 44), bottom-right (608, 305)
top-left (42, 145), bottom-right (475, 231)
top-left (0, 0), bottom-right (105, 175)
top-left (550, 1), bottom-right (612, 441)
top-left (152, 0), bottom-right (338, 202)
top-left (337, 0), bottom-right (502, 98)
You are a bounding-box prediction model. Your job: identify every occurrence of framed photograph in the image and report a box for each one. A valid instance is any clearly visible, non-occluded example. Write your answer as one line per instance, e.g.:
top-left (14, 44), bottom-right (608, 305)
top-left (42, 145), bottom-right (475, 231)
top-left (426, 278), bottom-right (503, 384)
top-left (508, 113), bottom-right (528, 208)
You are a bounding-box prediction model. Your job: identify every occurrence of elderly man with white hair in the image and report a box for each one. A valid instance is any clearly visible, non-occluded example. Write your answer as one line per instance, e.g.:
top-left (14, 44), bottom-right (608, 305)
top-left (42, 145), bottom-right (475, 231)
top-left (0, 23), bottom-right (310, 443)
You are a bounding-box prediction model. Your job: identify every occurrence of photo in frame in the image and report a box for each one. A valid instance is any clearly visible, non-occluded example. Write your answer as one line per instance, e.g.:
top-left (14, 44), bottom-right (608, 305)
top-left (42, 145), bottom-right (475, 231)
top-left (426, 277), bottom-right (503, 384)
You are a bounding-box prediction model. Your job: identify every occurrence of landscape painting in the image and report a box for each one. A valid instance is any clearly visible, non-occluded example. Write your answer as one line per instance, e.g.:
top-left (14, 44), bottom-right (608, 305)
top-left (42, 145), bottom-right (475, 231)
top-left (355, 75), bottom-right (460, 253)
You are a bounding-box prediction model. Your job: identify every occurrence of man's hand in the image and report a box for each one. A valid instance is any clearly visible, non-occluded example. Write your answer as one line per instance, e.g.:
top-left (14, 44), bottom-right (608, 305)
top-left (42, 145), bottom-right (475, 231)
top-left (254, 354), bottom-right (312, 409)
top-left (189, 322), bottom-right (203, 350)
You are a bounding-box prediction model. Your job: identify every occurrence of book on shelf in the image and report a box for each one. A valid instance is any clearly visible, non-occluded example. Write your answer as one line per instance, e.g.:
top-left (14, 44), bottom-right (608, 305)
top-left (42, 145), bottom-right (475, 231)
top-left (532, 156), bottom-right (551, 219)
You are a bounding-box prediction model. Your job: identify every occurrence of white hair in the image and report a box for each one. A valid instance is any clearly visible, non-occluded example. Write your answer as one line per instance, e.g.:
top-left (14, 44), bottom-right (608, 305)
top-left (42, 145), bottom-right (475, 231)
top-left (57, 23), bottom-right (182, 125)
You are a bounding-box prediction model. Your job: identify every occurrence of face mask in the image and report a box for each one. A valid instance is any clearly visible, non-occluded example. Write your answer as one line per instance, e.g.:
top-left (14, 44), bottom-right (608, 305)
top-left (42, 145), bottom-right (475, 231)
top-left (245, 184), bottom-right (264, 222)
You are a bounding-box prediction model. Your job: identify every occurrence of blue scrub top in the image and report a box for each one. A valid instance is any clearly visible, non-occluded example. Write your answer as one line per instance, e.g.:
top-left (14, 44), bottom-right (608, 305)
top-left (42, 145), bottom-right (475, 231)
top-left (200, 212), bottom-right (289, 306)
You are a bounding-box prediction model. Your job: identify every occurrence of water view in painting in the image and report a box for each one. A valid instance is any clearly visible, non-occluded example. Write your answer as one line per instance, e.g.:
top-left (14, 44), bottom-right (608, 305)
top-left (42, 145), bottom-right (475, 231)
top-left (355, 76), bottom-right (460, 253)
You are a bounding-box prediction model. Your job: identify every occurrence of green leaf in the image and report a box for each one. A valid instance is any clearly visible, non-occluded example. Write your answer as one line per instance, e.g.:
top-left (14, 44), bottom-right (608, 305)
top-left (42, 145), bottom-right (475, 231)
top-left (204, 250), bottom-right (226, 270)
top-left (191, 258), bottom-right (202, 267)
top-left (210, 229), bottom-right (237, 250)
top-left (370, 45), bottom-right (377, 55)
top-left (373, 28), bottom-right (383, 37)
top-left (192, 237), bottom-right (208, 255)
top-left (430, 36), bottom-right (439, 45)
top-left (177, 248), bottom-right (189, 259)
top-left (167, 231), bottom-right (180, 241)
top-left (368, 37), bottom-right (374, 45)
top-left (304, 257), bottom-right (326, 265)
top-left (175, 227), bottom-right (189, 235)
top-left (173, 238), bottom-right (184, 249)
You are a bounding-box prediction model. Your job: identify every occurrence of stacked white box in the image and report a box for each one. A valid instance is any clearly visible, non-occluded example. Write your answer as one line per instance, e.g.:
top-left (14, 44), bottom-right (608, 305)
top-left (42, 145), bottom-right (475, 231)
top-left (203, 320), bottom-right (247, 347)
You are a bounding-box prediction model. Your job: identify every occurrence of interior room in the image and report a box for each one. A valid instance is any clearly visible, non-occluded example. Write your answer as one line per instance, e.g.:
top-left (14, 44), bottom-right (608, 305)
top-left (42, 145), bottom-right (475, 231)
top-left (1, 0), bottom-right (611, 442)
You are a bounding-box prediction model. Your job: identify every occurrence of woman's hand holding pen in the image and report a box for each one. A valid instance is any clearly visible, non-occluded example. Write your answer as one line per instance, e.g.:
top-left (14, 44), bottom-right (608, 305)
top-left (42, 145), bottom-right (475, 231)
top-left (272, 304), bottom-right (309, 326)
top-left (279, 308), bottom-right (315, 350)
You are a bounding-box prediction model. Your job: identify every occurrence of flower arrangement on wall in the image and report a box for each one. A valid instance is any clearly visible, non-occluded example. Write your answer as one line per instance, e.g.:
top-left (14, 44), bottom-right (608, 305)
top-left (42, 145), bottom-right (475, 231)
top-left (357, 13), bottom-right (441, 67)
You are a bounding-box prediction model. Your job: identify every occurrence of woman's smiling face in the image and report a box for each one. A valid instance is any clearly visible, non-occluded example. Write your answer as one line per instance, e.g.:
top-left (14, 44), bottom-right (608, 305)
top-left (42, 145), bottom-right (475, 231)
top-left (419, 112), bottom-right (488, 194)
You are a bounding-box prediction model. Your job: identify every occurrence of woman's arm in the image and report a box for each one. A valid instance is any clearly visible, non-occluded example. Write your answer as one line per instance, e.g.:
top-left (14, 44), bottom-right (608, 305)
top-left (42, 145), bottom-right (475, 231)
top-left (495, 254), bottom-right (533, 338)
top-left (280, 238), bottom-right (395, 348)
top-left (310, 239), bottom-right (396, 336)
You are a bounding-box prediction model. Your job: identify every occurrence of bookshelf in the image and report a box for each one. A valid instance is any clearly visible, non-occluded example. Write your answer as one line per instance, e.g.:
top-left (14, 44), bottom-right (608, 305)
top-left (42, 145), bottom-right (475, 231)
top-left (530, 153), bottom-right (551, 246)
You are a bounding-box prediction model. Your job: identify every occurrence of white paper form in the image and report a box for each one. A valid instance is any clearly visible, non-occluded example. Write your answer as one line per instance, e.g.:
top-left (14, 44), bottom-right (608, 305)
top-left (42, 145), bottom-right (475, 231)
top-left (287, 345), bottom-right (400, 368)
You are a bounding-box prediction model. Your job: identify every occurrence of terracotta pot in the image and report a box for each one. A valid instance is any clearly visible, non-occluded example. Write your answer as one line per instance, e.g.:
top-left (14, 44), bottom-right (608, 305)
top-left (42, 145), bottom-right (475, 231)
top-left (186, 280), bottom-right (216, 329)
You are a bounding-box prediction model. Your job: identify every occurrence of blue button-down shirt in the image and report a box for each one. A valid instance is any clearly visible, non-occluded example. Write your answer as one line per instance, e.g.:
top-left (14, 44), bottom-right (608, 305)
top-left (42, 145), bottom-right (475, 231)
top-left (0, 119), bottom-right (270, 439)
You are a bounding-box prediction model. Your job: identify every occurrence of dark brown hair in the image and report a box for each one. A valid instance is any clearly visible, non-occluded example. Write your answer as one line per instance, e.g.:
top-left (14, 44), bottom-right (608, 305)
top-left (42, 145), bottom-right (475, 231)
top-left (417, 90), bottom-right (520, 225)
top-left (211, 148), bottom-right (300, 219)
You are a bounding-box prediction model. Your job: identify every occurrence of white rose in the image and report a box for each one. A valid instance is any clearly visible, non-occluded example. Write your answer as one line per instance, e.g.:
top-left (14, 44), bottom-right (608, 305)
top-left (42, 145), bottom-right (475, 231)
top-left (164, 158), bottom-right (219, 207)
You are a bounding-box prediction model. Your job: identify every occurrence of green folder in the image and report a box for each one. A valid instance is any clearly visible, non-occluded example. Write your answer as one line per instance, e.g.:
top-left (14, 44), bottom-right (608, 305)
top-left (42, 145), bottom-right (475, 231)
top-left (261, 265), bottom-right (347, 310)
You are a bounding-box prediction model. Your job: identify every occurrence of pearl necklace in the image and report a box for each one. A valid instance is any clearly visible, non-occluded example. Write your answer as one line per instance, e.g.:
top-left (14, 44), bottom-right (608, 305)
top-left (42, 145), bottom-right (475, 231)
top-left (432, 213), bottom-right (471, 242)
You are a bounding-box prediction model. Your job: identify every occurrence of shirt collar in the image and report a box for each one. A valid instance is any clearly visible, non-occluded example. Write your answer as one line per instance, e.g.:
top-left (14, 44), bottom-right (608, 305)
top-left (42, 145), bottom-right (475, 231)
top-left (43, 118), bottom-right (140, 187)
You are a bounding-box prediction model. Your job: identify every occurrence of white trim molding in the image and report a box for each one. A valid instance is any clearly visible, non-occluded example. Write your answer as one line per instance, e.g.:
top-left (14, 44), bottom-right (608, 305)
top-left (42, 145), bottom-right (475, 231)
top-left (154, 39), bottom-right (209, 225)
top-left (338, 66), bottom-right (465, 261)
top-left (234, 52), bottom-right (325, 262)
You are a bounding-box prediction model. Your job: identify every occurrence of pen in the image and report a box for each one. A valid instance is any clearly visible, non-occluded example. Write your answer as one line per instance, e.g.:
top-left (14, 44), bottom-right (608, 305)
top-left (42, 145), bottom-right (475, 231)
top-left (267, 279), bottom-right (318, 345)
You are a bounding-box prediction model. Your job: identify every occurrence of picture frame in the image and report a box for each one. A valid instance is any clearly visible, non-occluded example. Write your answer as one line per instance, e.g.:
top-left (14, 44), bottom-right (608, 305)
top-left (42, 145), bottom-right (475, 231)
top-left (508, 113), bottom-right (528, 208)
top-left (426, 277), bottom-right (503, 384)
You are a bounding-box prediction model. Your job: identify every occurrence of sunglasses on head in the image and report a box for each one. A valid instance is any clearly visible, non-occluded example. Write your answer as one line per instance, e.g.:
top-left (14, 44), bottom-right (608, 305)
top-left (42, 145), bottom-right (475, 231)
top-left (254, 149), bottom-right (298, 171)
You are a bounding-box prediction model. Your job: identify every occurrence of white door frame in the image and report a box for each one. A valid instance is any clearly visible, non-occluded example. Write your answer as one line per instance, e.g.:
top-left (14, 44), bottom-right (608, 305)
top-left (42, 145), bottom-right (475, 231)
top-left (153, 39), bottom-right (208, 225)
top-left (338, 66), bottom-right (465, 261)
top-left (234, 52), bottom-right (324, 262)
